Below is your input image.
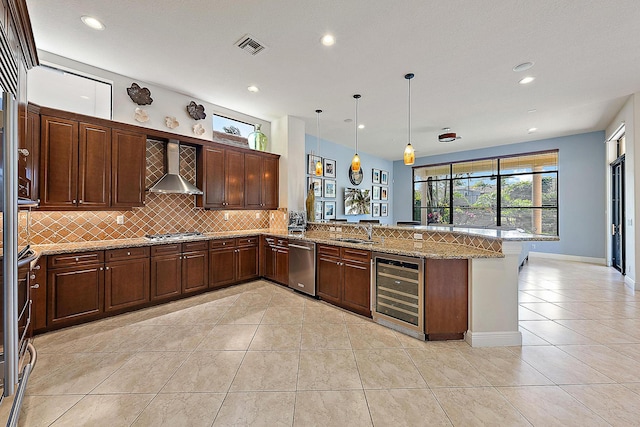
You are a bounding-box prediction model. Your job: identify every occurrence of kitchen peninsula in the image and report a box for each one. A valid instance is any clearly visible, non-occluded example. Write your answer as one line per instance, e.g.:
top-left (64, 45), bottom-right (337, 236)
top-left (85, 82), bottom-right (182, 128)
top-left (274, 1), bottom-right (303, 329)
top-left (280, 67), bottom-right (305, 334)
top-left (29, 222), bottom-right (555, 347)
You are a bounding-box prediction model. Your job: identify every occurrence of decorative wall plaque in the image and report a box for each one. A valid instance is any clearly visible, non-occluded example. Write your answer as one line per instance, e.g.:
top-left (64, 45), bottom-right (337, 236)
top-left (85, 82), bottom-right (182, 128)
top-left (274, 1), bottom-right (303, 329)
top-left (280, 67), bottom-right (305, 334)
top-left (127, 83), bottom-right (153, 105)
top-left (186, 101), bottom-right (206, 120)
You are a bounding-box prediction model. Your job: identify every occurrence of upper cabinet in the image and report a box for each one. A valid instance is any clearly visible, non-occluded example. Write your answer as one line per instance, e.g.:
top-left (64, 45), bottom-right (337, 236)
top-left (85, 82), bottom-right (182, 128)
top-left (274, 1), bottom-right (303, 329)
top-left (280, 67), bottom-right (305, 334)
top-left (245, 153), bottom-right (278, 209)
top-left (39, 110), bottom-right (145, 210)
top-left (197, 146), bottom-right (245, 209)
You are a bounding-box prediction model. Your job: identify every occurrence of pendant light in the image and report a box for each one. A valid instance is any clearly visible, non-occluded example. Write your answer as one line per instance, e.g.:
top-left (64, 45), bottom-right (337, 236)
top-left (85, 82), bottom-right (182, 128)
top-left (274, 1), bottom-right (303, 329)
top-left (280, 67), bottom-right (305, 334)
top-left (351, 94), bottom-right (361, 172)
top-left (315, 109), bottom-right (323, 176)
top-left (403, 73), bottom-right (415, 165)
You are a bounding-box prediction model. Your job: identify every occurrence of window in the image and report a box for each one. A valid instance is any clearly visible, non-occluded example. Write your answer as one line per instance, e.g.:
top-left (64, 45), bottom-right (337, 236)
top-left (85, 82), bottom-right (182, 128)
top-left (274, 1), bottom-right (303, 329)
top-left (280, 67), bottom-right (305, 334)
top-left (212, 114), bottom-right (255, 137)
top-left (413, 150), bottom-right (558, 235)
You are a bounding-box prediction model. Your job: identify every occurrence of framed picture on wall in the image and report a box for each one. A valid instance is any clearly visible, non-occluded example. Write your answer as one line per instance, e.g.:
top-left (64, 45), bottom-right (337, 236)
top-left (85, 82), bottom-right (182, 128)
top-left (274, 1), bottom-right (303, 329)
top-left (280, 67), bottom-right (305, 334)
top-left (372, 169), bottom-right (380, 184)
top-left (315, 201), bottom-right (323, 220)
top-left (372, 203), bottom-right (381, 217)
top-left (380, 170), bottom-right (389, 185)
top-left (381, 203), bottom-right (388, 217)
top-left (308, 154), bottom-right (322, 175)
top-left (323, 158), bottom-right (336, 178)
top-left (381, 187), bottom-right (388, 201)
top-left (324, 179), bottom-right (336, 198)
top-left (308, 177), bottom-right (322, 197)
top-left (324, 201), bottom-right (336, 219)
top-left (372, 186), bottom-right (380, 200)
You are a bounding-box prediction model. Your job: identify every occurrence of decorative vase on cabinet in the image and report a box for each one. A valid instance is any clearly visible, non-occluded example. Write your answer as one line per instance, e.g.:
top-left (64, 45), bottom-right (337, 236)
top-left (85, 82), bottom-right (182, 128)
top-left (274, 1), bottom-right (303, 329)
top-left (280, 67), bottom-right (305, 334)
top-left (248, 124), bottom-right (268, 151)
top-left (305, 186), bottom-right (315, 222)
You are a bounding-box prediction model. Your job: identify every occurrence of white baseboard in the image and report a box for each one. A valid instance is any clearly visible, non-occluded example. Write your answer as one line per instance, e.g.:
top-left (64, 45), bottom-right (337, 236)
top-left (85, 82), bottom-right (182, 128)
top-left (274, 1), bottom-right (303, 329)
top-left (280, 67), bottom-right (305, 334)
top-left (465, 330), bottom-right (522, 347)
top-left (624, 275), bottom-right (637, 291)
top-left (529, 251), bottom-right (606, 265)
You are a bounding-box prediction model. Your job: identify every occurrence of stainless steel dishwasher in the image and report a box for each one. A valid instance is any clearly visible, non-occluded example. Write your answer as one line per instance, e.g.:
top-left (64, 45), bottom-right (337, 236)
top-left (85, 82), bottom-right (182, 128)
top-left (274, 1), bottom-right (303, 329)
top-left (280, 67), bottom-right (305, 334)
top-left (288, 240), bottom-right (316, 296)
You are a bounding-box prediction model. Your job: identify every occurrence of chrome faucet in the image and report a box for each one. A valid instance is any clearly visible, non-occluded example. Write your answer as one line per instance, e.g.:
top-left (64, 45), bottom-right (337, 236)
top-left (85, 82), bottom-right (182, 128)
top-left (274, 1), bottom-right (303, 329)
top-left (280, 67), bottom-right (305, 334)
top-left (355, 223), bottom-right (374, 241)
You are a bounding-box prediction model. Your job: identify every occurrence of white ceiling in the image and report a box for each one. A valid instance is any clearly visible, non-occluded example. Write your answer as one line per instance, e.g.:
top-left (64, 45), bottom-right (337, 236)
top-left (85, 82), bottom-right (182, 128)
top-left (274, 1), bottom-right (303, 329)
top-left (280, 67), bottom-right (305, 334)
top-left (26, 0), bottom-right (640, 160)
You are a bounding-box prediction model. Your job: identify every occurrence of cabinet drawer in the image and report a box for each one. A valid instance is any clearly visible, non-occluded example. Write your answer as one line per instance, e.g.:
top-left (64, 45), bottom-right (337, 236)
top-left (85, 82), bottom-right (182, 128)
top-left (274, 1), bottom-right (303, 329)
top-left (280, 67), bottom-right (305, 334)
top-left (210, 238), bottom-right (235, 249)
top-left (317, 244), bottom-right (340, 258)
top-left (150, 244), bottom-right (182, 257)
top-left (183, 241), bottom-right (208, 252)
top-left (106, 246), bottom-right (150, 261)
top-left (48, 251), bottom-right (104, 268)
top-left (276, 238), bottom-right (289, 247)
top-left (342, 247), bottom-right (371, 263)
top-left (264, 237), bottom-right (276, 246)
top-left (236, 236), bottom-right (258, 247)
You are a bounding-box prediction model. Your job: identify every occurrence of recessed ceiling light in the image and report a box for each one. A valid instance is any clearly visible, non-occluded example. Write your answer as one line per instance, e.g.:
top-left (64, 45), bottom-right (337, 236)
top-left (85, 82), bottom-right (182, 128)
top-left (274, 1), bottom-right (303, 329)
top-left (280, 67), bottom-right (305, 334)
top-left (321, 34), bottom-right (335, 46)
top-left (358, 124), bottom-right (365, 129)
top-left (344, 118), bottom-right (353, 123)
top-left (513, 61), bottom-right (534, 72)
top-left (528, 109), bottom-right (537, 113)
top-left (519, 76), bottom-right (535, 85)
top-left (81, 15), bottom-right (105, 30)
top-left (528, 127), bottom-right (538, 133)
top-left (80, 95), bottom-right (90, 99)
top-left (247, 85), bottom-right (259, 93)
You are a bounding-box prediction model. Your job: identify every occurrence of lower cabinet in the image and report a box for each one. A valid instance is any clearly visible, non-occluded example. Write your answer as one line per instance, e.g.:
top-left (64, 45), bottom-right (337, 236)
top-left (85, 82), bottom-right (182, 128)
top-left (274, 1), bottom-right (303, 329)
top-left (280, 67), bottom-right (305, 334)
top-left (261, 236), bottom-right (289, 285)
top-left (210, 237), bottom-right (259, 288)
top-left (150, 244), bottom-right (183, 301)
top-left (47, 251), bottom-right (105, 328)
top-left (104, 247), bottom-right (150, 312)
top-left (182, 241), bottom-right (209, 293)
top-left (425, 258), bottom-right (468, 340)
top-left (317, 244), bottom-right (371, 317)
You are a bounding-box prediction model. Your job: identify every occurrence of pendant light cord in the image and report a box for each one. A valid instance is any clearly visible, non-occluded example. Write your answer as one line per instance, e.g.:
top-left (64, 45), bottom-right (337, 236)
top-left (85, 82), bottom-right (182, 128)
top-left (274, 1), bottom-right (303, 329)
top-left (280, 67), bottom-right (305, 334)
top-left (316, 109), bottom-right (322, 154)
top-left (355, 96), bottom-right (359, 154)
top-left (408, 77), bottom-right (411, 144)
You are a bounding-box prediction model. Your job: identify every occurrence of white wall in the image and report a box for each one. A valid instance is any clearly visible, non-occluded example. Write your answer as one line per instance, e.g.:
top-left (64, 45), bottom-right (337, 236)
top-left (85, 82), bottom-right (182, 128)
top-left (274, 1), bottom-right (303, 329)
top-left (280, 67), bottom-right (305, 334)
top-left (272, 115), bottom-right (306, 211)
top-left (605, 93), bottom-right (639, 287)
top-left (31, 51), bottom-right (272, 149)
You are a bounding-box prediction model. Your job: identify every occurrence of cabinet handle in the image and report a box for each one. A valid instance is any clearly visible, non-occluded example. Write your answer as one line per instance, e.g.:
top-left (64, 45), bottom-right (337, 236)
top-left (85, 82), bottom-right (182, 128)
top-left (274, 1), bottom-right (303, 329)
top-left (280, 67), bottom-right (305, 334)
top-left (17, 148), bottom-right (29, 157)
top-left (127, 252), bottom-right (131, 256)
top-left (72, 199), bottom-right (77, 204)
top-left (30, 274), bottom-right (36, 280)
top-left (75, 257), bottom-right (79, 262)
top-left (79, 200), bottom-right (83, 204)
top-left (32, 265), bottom-right (41, 270)
top-left (105, 267), bottom-right (110, 270)
top-left (99, 267), bottom-right (103, 271)
top-left (222, 242), bottom-right (226, 246)
top-left (30, 284), bottom-right (39, 289)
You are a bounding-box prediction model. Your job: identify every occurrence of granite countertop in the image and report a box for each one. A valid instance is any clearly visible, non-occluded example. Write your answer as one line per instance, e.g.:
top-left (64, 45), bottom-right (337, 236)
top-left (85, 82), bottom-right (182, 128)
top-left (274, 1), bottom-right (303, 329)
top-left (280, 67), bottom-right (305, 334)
top-left (411, 225), bottom-right (559, 242)
top-left (31, 228), bottom-right (503, 259)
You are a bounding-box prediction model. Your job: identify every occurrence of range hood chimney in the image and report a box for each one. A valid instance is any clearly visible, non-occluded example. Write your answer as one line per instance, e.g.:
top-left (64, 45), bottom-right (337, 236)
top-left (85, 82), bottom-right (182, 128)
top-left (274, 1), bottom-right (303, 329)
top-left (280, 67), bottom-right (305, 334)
top-left (148, 140), bottom-right (203, 195)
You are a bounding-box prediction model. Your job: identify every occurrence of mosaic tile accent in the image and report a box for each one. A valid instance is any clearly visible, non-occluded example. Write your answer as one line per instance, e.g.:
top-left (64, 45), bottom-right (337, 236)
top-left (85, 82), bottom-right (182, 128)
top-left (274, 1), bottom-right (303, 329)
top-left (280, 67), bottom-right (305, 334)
top-left (307, 223), bottom-right (502, 254)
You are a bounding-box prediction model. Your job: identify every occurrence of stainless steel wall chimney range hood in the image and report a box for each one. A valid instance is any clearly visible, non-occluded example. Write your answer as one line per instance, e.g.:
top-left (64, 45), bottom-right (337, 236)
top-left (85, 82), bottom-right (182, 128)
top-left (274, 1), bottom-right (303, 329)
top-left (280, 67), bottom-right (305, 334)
top-left (148, 140), bottom-right (203, 195)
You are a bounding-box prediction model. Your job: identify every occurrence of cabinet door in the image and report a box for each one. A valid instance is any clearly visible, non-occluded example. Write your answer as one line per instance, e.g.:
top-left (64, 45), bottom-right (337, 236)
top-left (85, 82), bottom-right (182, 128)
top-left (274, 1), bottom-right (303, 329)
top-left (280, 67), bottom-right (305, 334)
top-left (30, 257), bottom-right (47, 334)
top-left (317, 253), bottom-right (342, 305)
top-left (78, 122), bottom-right (111, 208)
top-left (105, 258), bottom-right (150, 312)
top-left (261, 156), bottom-right (279, 209)
top-left (264, 244), bottom-right (276, 280)
top-left (275, 247), bottom-right (289, 285)
top-left (237, 245), bottom-right (258, 281)
top-left (111, 129), bottom-right (146, 207)
top-left (40, 115), bottom-right (78, 208)
top-left (150, 255), bottom-right (182, 301)
top-left (182, 250), bottom-right (209, 293)
top-left (244, 153), bottom-right (262, 208)
top-left (425, 259), bottom-right (468, 340)
top-left (225, 150), bottom-right (245, 208)
top-left (209, 247), bottom-right (236, 288)
top-left (342, 258), bottom-right (372, 317)
top-left (47, 264), bottom-right (104, 327)
top-left (198, 146), bottom-right (225, 208)
top-left (19, 107), bottom-right (39, 200)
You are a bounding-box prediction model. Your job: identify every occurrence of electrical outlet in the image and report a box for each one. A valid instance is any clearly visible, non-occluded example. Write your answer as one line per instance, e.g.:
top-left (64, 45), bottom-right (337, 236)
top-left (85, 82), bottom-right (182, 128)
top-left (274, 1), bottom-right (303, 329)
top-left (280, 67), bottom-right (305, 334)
top-left (116, 215), bottom-right (124, 225)
top-left (414, 242), bottom-right (423, 249)
top-left (336, 227), bottom-right (342, 232)
top-left (413, 233), bottom-right (423, 240)
top-left (271, 213), bottom-right (274, 220)
top-left (531, 243), bottom-right (536, 249)
top-left (224, 213), bottom-right (229, 221)
top-left (255, 212), bottom-right (260, 219)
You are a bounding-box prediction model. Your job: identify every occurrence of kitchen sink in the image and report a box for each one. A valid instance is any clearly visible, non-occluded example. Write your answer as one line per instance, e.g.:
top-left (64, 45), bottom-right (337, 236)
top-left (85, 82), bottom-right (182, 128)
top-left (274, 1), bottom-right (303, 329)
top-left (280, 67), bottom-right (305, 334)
top-left (334, 237), bottom-right (375, 244)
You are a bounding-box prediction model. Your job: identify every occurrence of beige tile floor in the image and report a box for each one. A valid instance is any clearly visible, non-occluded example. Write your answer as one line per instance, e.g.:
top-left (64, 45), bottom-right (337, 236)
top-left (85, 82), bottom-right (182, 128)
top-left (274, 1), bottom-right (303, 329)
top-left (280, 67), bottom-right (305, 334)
top-left (8, 256), bottom-right (640, 426)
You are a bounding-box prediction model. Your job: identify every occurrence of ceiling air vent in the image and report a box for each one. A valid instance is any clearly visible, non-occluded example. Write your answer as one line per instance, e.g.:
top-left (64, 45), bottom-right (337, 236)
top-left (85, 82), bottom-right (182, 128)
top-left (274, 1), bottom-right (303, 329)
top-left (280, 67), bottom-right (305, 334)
top-left (235, 34), bottom-right (266, 55)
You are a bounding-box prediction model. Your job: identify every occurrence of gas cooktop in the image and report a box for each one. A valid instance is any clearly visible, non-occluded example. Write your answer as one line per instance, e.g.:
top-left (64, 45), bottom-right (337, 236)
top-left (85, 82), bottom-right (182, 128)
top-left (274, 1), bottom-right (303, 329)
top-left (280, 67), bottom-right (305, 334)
top-left (143, 231), bottom-right (204, 242)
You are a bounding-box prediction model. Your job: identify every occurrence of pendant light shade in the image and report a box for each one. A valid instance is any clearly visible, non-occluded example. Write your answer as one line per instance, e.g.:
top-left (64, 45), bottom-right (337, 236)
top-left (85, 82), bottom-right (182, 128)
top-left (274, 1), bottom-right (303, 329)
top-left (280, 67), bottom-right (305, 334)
top-left (404, 73), bottom-right (415, 165)
top-left (315, 109), bottom-right (323, 176)
top-left (352, 94), bottom-right (362, 172)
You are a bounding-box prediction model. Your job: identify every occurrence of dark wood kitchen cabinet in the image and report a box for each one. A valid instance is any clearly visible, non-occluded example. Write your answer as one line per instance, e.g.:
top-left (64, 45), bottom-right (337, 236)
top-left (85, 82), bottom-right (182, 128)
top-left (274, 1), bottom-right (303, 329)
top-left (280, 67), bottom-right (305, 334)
top-left (317, 244), bottom-right (371, 317)
top-left (261, 236), bottom-right (288, 285)
top-left (244, 153), bottom-right (279, 209)
top-left (47, 251), bottom-right (105, 327)
top-left (39, 115), bottom-right (112, 209)
top-left (197, 146), bottom-right (244, 209)
top-left (182, 241), bottom-right (209, 293)
top-left (29, 256), bottom-right (47, 335)
top-left (150, 244), bottom-right (182, 301)
top-left (425, 258), bottom-right (468, 340)
top-left (104, 247), bottom-right (150, 312)
top-left (111, 129), bottom-right (146, 208)
top-left (18, 104), bottom-right (40, 201)
top-left (210, 237), bottom-right (259, 288)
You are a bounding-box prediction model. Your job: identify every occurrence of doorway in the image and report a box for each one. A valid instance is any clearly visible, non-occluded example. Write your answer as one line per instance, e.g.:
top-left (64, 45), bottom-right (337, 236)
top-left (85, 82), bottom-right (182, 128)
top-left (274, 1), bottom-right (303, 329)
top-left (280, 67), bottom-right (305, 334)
top-left (611, 156), bottom-right (625, 272)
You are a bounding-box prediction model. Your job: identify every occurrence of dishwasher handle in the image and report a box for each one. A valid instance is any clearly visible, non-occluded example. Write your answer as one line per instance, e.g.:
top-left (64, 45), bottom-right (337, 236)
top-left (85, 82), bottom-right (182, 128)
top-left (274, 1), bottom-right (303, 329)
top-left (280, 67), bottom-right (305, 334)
top-left (289, 243), bottom-right (314, 251)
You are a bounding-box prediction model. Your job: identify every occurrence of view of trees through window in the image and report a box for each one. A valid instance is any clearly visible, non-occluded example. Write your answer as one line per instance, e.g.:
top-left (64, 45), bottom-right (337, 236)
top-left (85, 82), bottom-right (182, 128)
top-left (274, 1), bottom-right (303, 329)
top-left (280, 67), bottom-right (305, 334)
top-left (413, 151), bottom-right (558, 235)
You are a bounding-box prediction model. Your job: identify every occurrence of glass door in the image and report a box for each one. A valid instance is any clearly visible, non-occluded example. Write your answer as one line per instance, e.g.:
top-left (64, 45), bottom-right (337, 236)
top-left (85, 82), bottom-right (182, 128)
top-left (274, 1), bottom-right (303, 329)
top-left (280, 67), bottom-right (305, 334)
top-left (611, 157), bottom-right (624, 272)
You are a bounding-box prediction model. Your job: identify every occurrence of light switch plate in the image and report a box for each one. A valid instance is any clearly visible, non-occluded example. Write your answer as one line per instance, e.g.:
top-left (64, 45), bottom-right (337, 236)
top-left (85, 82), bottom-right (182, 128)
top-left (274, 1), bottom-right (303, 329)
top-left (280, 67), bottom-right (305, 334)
top-left (255, 212), bottom-right (260, 219)
top-left (224, 213), bottom-right (229, 221)
top-left (413, 233), bottom-right (423, 240)
top-left (116, 215), bottom-right (124, 225)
